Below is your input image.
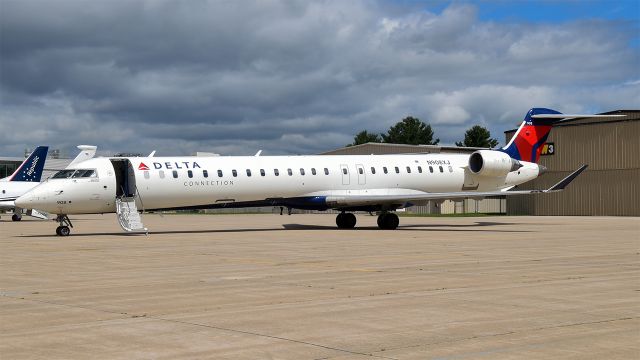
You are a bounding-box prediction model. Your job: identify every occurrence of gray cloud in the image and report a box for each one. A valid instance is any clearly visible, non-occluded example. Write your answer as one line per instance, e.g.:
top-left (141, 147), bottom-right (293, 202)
top-left (1, 1), bottom-right (638, 157)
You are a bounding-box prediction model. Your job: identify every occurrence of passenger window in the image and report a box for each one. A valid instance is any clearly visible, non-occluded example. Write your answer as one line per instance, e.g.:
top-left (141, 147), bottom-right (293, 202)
top-left (300, 168), bottom-right (305, 176)
top-left (418, 166), bottom-right (422, 173)
top-left (232, 170), bottom-right (237, 177)
top-left (274, 169), bottom-right (280, 176)
top-left (429, 166), bottom-right (434, 173)
top-left (406, 166), bottom-right (411, 174)
top-left (383, 167), bottom-right (388, 174)
top-left (172, 170), bottom-right (178, 178)
top-left (395, 166), bottom-right (400, 174)
top-left (203, 170), bottom-right (209, 178)
top-left (144, 171), bottom-right (150, 179)
top-left (342, 168), bottom-right (347, 175)
top-left (358, 167), bottom-right (363, 175)
top-left (188, 170), bottom-right (193, 178)
top-left (246, 169), bottom-right (252, 177)
top-left (287, 168), bottom-right (293, 176)
top-left (260, 169), bottom-right (266, 176)
top-left (218, 170), bottom-right (223, 177)
top-left (439, 166), bottom-right (444, 173)
top-left (311, 168), bottom-right (316, 175)
top-left (371, 167), bottom-right (376, 174)
top-left (449, 166), bottom-right (453, 173)
top-left (159, 170), bottom-right (165, 179)
top-left (324, 168), bottom-right (329, 175)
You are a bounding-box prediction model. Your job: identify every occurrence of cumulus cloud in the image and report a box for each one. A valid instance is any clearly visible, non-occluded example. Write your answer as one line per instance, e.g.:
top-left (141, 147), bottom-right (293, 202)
top-left (0, 0), bottom-right (638, 156)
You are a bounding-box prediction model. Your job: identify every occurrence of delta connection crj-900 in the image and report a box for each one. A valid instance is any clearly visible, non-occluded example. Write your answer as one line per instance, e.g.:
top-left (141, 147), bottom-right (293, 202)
top-left (15, 108), bottom-right (622, 236)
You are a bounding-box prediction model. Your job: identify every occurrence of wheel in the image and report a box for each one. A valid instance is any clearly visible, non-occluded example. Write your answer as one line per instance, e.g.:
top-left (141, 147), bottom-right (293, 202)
top-left (12, 214), bottom-right (22, 221)
top-left (384, 213), bottom-right (399, 230)
top-left (57, 226), bottom-right (71, 236)
top-left (343, 213), bottom-right (356, 228)
top-left (336, 213), bottom-right (356, 229)
top-left (377, 213), bottom-right (399, 230)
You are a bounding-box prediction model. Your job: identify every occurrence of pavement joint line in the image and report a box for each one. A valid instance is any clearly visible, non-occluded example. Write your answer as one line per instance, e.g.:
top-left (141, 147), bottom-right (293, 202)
top-left (1, 293), bottom-right (398, 360)
top-left (369, 316), bottom-right (639, 355)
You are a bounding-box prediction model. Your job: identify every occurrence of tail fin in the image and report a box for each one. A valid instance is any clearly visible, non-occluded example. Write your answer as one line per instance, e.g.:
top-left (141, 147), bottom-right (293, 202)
top-left (500, 108), bottom-right (625, 163)
top-left (9, 146), bottom-right (49, 182)
top-left (500, 108), bottom-right (560, 163)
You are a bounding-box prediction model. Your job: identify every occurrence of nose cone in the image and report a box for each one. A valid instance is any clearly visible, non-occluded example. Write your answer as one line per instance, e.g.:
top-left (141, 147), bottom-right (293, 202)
top-left (14, 193), bottom-right (32, 209)
top-left (15, 185), bottom-right (51, 211)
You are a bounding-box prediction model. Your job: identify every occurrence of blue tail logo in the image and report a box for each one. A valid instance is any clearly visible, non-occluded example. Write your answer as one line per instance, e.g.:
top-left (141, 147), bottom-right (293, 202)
top-left (10, 146), bottom-right (49, 182)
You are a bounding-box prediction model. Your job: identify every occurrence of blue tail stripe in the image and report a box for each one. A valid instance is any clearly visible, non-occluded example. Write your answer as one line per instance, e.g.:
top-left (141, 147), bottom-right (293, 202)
top-left (10, 146), bottom-right (49, 182)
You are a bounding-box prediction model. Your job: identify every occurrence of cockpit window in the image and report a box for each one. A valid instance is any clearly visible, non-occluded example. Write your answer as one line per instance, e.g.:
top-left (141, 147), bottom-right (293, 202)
top-left (71, 169), bottom-right (97, 178)
top-left (52, 170), bottom-right (76, 179)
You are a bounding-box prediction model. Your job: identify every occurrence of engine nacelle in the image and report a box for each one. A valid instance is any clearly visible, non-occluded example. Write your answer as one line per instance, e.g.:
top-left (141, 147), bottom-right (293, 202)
top-left (468, 150), bottom-right (522, 177)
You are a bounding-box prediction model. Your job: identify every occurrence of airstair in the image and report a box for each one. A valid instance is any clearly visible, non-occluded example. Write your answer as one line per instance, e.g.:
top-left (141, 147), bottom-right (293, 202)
top-left (116, 196), bottom-right (148, 234)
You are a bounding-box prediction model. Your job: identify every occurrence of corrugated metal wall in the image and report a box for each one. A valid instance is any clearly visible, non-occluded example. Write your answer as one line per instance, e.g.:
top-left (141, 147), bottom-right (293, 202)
top-left (506, 111), bottom-right (639, 216)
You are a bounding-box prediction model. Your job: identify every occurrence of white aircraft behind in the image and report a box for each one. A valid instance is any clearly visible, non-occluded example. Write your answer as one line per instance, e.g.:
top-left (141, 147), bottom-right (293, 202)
top-left (1, 145), bottom-right (97, 221)
top-left (16, 108), bottom-right (619, 236)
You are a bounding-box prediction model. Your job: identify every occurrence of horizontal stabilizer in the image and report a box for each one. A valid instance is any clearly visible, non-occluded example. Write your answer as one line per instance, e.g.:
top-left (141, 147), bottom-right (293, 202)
top-left (547, 165), bottom-right (588, 191)
top-left (531, 114), bottom-right (625, 119)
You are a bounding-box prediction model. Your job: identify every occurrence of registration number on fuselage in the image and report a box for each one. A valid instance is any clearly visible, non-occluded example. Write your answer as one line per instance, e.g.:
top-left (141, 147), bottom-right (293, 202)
top-left (425, 159), bottom-right (451, 165)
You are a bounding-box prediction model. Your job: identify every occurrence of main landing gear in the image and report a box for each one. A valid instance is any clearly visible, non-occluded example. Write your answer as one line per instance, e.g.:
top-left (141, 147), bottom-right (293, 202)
top-left (55, 214), bottom-right (73, 236)
top-left (335, 211), bottom-right (400, 230)
top-left (336, 212), bottom-right (357, 229)
top-left (377, 212), bottom-right (399, 230)
top-left (12, 214), bottom-right (22, 221)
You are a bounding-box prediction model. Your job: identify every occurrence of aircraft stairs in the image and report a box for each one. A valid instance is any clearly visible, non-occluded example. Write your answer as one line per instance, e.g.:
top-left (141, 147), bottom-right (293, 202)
top-left (116, 196), bottom-right (148, 234)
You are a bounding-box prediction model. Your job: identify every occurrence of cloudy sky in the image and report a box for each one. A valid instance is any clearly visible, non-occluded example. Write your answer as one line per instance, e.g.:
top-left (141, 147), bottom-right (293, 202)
top-left (1, 0), bottom-right (638, 157)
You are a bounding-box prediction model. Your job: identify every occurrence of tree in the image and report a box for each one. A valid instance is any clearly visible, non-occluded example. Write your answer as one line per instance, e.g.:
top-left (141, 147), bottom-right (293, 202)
top-left (381, 116), bottom-right (439, 145)
top-left (347, 130), bottom-right (382, 147)
top-left (455, 125), bottom-right (499, 148)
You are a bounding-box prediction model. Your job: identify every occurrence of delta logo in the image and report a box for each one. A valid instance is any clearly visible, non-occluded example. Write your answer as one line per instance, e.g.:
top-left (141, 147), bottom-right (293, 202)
top-left (138, 161), bottom-right (202, 170)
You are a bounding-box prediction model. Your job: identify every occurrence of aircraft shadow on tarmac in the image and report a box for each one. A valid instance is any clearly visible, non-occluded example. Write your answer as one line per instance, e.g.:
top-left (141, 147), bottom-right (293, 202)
top-left (16, 221), bottom-right (531, 237)
top-left (282, 221), bottom-right (532, 233)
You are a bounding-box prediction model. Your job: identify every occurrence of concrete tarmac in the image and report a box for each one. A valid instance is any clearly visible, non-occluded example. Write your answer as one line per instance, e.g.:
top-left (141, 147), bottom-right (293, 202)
top-left (1, 214), bottom-right (638, 359)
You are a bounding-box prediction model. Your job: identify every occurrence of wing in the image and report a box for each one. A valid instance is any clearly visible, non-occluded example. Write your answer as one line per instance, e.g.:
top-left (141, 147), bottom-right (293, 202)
top-left (325, 165), bottom-right (588, 208)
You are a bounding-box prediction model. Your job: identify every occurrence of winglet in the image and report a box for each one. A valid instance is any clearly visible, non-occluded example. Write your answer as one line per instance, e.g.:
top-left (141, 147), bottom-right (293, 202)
top-left (547, 165), bottom-right (588, 191)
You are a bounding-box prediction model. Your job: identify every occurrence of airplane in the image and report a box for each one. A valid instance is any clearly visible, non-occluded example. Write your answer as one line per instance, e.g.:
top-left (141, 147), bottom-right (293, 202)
top-left (15, 108), bottom-right (620, 236)
top-left (0, 146), bottom-right (49, 221)
top-left (0, 145), bottom-right (97, 221)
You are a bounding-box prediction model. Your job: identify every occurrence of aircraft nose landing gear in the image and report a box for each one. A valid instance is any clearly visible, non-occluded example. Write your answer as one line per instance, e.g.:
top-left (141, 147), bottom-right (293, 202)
top-left (336, 212), bottom-right (356, 229)
top-left (377, 212), bottom-right (399, 230)
top-left (54, 214), bottom-right (73, 236)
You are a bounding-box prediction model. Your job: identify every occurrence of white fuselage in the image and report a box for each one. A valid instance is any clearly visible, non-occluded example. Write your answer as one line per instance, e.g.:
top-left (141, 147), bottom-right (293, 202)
top-left (16, 153), bottom-right (541, 215)
top-left (0, 181), bottom-right (40, 211)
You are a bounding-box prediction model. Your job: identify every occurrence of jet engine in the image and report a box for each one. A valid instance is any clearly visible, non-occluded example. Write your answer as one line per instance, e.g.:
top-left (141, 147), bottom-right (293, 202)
top-left (468, 150), bottom-right (522, 177)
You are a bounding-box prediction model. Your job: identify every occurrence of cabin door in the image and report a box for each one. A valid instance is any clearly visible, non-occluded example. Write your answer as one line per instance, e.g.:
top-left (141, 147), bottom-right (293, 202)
top-left (110, 159), bottom-right (137, 197)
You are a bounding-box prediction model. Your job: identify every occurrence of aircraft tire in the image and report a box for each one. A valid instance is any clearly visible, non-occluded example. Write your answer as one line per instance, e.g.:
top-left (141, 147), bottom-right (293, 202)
top-left (12, 214), bottom-right (22, 221)
top-left (344, 213), bottom-right (356, 228)
top-left (378, 213), bottom-right (399, 230)
top-left (56, 226), bottom-right (71, 236)
top-left (336, 213), bottom-right (356, 229)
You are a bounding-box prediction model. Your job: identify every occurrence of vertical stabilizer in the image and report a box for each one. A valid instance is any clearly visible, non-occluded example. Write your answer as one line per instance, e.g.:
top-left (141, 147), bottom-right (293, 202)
top-left (8, 146), bottom-right (49, 182)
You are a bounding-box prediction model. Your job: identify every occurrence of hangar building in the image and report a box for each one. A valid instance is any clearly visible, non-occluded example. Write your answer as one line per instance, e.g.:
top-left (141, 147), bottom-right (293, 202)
top-left (323, 109), bottom-right (639, 216)
top-left (505, 110), bottom-right (639, 216)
